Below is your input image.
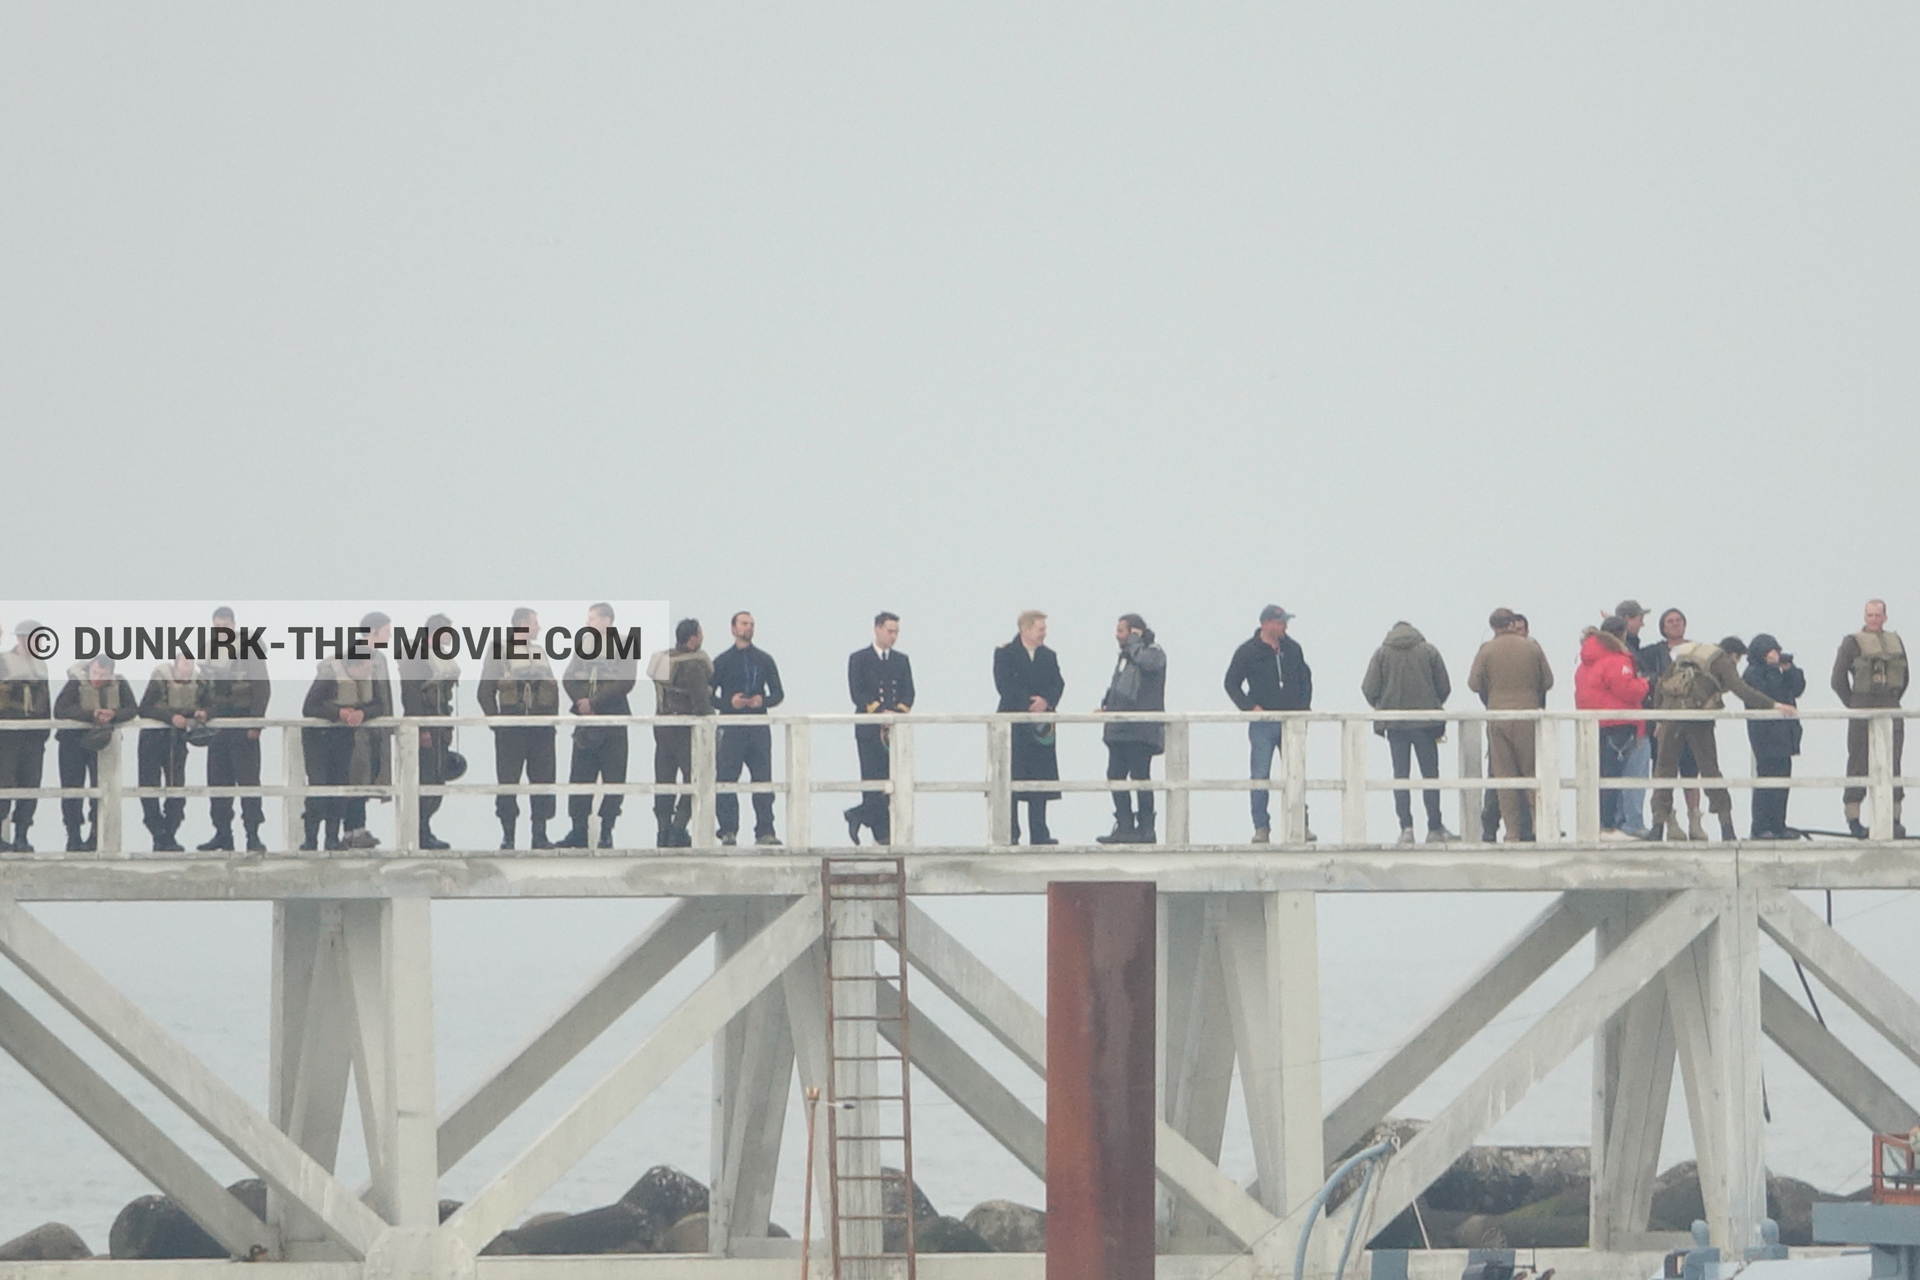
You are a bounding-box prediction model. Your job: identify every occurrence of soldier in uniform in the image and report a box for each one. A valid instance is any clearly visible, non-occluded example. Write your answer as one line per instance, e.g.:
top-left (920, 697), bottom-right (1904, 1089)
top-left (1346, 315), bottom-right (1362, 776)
top-left (650, 619), bottom-right (712, 848)
top-left (1832, 598), bottom-right (1908, 838)
top-left (137, 653), bottom-right (210, 852)
top-left (301, 632), bottom-right (392, 852)
top-left (559, 603), bottom-right (636, 849)
top-left (709, 611), bottom-right (786, 847)
top-left (200, 606), bottom-right (271, 852)
top-left (845, 612), bottom-right (914, 846)
top-left (399, 613), bottom-right (460, 850)
top-left (479, 607), bottom-right (559, 850)
top-left (53, 656), bottom-right (137, 851)
top-left (0, 619), bottom-right (52, 852)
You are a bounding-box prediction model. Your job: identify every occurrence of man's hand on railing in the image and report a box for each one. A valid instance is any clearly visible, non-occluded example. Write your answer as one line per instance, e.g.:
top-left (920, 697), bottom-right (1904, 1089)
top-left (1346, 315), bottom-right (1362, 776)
top-left (92, 708), bottom-right (114, 725)
top-left (339, 708), bottom-right (365, 728)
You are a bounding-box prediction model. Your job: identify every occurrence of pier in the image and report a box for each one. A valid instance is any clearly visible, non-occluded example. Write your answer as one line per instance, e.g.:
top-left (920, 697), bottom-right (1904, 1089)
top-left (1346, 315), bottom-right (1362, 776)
top-left (1, 707), bottom-right (1915, 1280)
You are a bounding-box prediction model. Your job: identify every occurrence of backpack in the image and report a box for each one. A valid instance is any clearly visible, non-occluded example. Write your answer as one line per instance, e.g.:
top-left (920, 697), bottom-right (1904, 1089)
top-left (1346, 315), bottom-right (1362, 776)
top-left (1658, 643), bottom-right (1722, 709)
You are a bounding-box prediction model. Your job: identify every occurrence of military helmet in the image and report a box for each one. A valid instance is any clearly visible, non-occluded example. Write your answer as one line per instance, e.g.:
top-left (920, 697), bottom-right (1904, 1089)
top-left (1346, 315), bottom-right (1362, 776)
top-left (79, 725), bottom-right (115, 753)
top-left (185, 724), bottom-right (218, 748)
top-left (443, 750), bottom-right (469, 782)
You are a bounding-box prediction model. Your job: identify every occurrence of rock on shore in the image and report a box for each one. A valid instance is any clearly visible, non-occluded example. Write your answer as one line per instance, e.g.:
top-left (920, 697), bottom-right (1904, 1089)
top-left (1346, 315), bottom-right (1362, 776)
top-left (0, 1223), bottom-right (92, 1261)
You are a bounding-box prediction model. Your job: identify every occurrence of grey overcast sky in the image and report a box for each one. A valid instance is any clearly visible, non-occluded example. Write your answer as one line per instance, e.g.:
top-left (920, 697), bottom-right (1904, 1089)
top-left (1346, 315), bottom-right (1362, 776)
top-left (4, 3), bottom-right (1920, 1232)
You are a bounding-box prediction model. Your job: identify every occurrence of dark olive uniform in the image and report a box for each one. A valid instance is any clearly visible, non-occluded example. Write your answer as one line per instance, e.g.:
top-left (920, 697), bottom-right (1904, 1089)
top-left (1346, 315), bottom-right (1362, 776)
top-left (1832, 630), bottom-right (1907, 820)
top-left (301, 658), bottom-right (392, 848)
top-left (137, 663), bottom-right (211, 850)
top-left (53, 665), bottom-right (137, 850)
top-left (479, 648), bottom-right (559, 848)
top-left (561, 651), bottom-right (637, 846)
top-left (0, 649), bottom-right (51, 850)
top-left (399, 653), bottom-right (460, 844)
top-left (202, 651), bottom-right (271, 850)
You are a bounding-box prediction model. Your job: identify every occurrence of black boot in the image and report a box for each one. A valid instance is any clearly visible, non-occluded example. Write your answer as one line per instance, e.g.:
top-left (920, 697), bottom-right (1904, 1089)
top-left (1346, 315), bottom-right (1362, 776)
top-left (531, 818), bottom-right (553, 850)
top-left (323, 817), bottom-right (345, 851)
top-left (1027, 802), bottom-right (1057, 846)
top-left (555, 818), bottom-right (590, 849)
top-left (244, 821), bottom-right (266, 853)
top-left (1848, 817), bottom-right (1870, 839)
top-left (301, 815), bottom-right (321, 852)
top-left (65, 821), bottom-right (86, 853)
top-left (1130, 814), bottom-right (1157, 844)
top-left (499, 816), bottom-right (516, 851)
top-left (145, 817), bottom-right (168, 853)
top-left (419, 822), bottom-right (449, 851)
top-left (657, 816), bottom-right (674, 849)
top-left (198, 825), bottom-right (235, 853)
top-left (11, 820), bottom-right (32, 853)
top-left (597, 816), bottom-right (616, 850)
top-left (667, 820), bottom-right (692, 848)
top-left (1095, 815), bottom-right (1135, 845)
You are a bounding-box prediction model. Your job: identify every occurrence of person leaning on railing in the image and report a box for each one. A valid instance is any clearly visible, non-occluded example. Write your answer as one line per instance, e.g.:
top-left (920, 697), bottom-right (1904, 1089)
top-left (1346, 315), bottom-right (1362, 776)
top-left (1644, 635), bottom-right (1794, 844)
top-left (1832, 598), bottom-right (1907, 839)
top-left (52, 655), bottom-right (136, 852)
top-left (399, 612), bottom-right (460, 851)
top-left (137, 652), bottom-right (210, 853)
top-left (300, 618), bottom-right (393, 852)
top-left (478, 607), bottom-right (559, 851)
top-left (0, 619), bottom-right (52, 853)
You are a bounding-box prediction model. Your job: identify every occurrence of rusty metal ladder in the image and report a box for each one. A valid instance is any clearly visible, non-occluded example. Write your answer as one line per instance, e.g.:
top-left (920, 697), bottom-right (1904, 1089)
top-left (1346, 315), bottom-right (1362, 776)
top-left (821, 856), bottom-right (918, 1280)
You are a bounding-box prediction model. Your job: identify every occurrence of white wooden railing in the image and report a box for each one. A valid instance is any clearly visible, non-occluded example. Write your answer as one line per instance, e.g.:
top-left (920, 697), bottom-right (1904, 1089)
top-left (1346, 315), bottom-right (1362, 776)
top-left (0, 707), bottom-right (1909, 855)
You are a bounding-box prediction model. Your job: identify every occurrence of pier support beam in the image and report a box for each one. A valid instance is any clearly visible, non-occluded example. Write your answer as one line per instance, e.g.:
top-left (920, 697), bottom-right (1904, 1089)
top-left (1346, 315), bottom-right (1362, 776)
top-left (1047, 882), bottom-right (1156, 1280)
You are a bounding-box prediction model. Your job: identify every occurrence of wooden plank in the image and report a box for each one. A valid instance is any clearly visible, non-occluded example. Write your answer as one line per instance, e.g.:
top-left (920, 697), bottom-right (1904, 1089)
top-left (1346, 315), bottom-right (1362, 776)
top-left (1758, 890), bottom-right (1920, 1070)
top-left (1761, 971), bottom-right (1920, 1135)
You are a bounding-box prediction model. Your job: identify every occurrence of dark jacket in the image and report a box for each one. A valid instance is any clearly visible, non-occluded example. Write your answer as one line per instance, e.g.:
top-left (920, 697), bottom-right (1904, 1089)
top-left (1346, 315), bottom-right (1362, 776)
top-left (1224, 633), bottom-right (1312, 712)
top-left (302, 659), bottom-right (393, 786)
top-left (563, 654), bottom-right (637, 718)
top-left (710, 644), bottom-right (785, 716)
top-left (203, 654), bottom-right (272, 719)
top-left (53, 665), bottom-right (138, 747)
top-left (653, 649), bottom-right (714, 716)
top-left (139, 664), bottom-right (211, 726)
top-left (0, 651), bottom-right (50, 726)
top-left (848, 647), bottom-right (914, 715)
top-left (1633, 638), bottom-right (1672, 709)
top-left (1361, 622), bottom-right (1450, 734)
top-left (1745, 636), bottom-right (1806, 758)
top-left (994, 638), bottom-right (1063, 794)
top-left (1100, 631), bottom-right (1167, 751)
top-left (399, 656), bottom-right (461, 718)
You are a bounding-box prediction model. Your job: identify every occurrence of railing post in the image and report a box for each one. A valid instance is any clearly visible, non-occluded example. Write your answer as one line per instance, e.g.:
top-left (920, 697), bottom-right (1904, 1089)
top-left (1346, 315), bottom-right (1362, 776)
top-left (1341, 719), bottom-right (1368, 845)
top-left (1533, 713), bottom-right (1561, 844)
top-left (1458, 716), bottom-right (1484, 840)
top-left (394, 720), bottom-right (420, 855)
top-left (785, 721), bottom-right (811, 851)
top-left (96, 727), bottom-right (124, 858)
top-left (1869, 713), bottom-right (1896, 842)
top-left (690, 717), bottom-right (718, 849)
top-left (1281, 718), bottom-right (1309, 844)
top-left (1163, 719), bottom-right (1190, 847)
top-left (1575, 717), bottom-right (1602, 845)
top-left (889, 720), bottom-right (915, 848)
top-left (987, 718), bottom-right (1012, 847)
top-left (282, 724), bottom-right (305, 854)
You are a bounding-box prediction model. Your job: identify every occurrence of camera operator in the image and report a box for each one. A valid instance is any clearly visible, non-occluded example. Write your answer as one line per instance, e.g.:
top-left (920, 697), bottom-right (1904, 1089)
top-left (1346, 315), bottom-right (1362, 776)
top-left (1744, 634), bottom-right (1805, 839)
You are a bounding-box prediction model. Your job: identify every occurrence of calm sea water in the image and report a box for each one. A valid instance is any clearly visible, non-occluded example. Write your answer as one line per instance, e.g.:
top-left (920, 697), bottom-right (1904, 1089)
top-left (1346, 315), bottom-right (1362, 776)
top-left (4, 888), bottom-right (1915, 1250)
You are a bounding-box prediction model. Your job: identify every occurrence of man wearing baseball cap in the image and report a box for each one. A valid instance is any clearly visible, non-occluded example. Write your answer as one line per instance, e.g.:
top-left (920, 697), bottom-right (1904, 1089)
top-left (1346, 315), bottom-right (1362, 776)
top-left (1225, 604), bottom-right (1315, 843)
top-left (0, 620), bottom-right (53, 852)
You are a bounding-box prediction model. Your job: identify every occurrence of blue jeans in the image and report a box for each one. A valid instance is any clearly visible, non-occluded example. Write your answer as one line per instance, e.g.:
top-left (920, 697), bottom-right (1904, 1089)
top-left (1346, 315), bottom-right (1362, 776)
top-left (1599, 725), bottom-right (1638, 831)
top-left (1617, 733), bottom-right (1652, 834)
top-left (1250, 722), bottom-right (1281, 830)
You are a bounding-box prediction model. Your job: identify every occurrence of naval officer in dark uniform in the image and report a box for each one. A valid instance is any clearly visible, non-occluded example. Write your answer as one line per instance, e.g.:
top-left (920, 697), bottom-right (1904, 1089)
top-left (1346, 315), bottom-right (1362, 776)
top-left (845, 612), bottom-right (914, 845)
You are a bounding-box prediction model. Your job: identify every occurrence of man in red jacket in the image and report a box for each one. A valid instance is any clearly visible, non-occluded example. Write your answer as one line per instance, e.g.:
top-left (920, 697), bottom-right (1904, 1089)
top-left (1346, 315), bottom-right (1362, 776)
top-left (1576, 617), bottom-right (1649, 839)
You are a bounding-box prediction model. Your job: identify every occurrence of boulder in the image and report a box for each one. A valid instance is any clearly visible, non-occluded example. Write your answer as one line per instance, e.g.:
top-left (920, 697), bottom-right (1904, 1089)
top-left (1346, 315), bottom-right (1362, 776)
top-left (507, 1202), bottom-right (660, 1255)
top-left (109, 1179), bottom-right (270, 1260)
top-left (519, 1212), bottom-right (570, 1230)
top-left (914, 1215), bottom-right (995, 1253)
top-left (1648, 1162), bottom-right (1837, 1247)
top-left (621, 1165), bottom-right (709, 1231)
top-left (656, 1212), bottom-right (709, 1254)
top-left (0, 1223), bottom-right (92, 1261)
top-left (881, 1167), bottom-right (938, 1223)
top-left (1424, 1145), bottom-right (1590, 1217)
top-left (964, 1200), bottom-right (1045, 1253)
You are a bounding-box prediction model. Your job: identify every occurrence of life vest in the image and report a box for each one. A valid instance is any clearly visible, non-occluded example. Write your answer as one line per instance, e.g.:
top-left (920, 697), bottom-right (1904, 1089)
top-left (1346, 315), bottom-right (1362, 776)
top-left (495, 655), bottom-right (557, 716)
top-left (72, 664), bottom-right (123, 715)
top-left (202, 658), bottom-right (263, 717)
top-left (148, 664), bottom-right (206, 717)
top-left (0, 652), bottom-right (49, 717)
top-left (1851, 631), bottom-right (1908, 701)
top-left (320, 660), bottom-right (376, 711)
top-left (416, 656), bottom-right (460, 715)
top-left (1657, 643), bottom-right (1724, 710)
